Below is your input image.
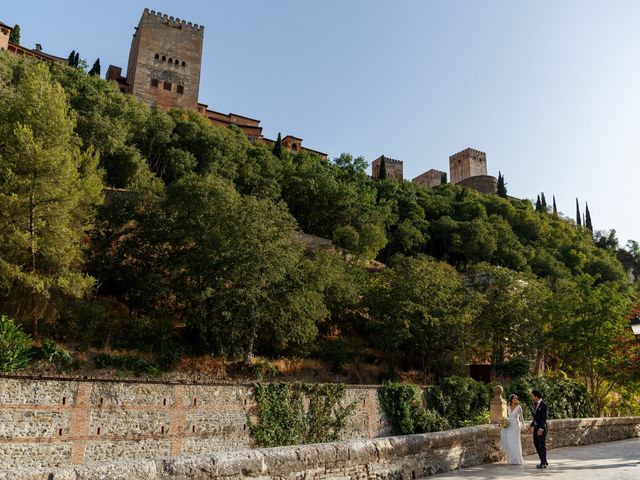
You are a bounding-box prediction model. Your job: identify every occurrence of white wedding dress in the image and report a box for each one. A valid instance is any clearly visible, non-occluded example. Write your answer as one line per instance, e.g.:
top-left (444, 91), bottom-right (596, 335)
top-left (500, 405), bottom-right (524, 464)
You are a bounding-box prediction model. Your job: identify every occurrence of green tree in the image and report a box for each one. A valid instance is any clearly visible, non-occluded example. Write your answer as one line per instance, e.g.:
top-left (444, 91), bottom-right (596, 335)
top-left (9, 24), bottom-right (20, 45)
top-left (74, 52), bottom-right (80, 68)
top-left (0, 61), bottom-right (103, 336)
top-left (378, 157), bottom-right (387, 180)
top-left (585, 202), bottom-right (593, 232)
top-left (576, 198), bottom-right (582, 226)
top-left (88, 58), bottom-right (101, 77)
top-left (535, 195), bottom-right (542, 212)
top-left (496, 172), bottom-right (507, 197)
top-left (273, 132), bottom-right (283, 159)
top-left (67, 50), bottom-right (76, 67)
top-left (552, 195), bottom-right (558, 217)
top-left (440, 172), bottom-right (448, 185)
top-left (540, 192), bottom-right (547, 211)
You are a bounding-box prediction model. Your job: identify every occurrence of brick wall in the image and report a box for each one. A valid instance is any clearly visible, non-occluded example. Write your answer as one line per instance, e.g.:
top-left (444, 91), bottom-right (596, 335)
top-left (0, 376), bottom-right (389, 469)
top-left (4, 417), bottom-right (640, 480)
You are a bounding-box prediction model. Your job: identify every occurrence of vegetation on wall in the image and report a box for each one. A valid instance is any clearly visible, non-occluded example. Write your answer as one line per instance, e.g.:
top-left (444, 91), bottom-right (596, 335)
top-left (249, 382), bottom-right (356, 447)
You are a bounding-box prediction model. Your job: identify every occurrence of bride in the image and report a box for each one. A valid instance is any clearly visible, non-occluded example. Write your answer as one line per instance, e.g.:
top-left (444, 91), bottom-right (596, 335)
top-left (501, 393), bottom-right (525, 464)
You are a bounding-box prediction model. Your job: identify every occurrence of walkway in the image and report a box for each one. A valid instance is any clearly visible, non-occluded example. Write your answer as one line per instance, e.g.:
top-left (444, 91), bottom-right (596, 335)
top-left (431, 438), bottom-right (640, 479)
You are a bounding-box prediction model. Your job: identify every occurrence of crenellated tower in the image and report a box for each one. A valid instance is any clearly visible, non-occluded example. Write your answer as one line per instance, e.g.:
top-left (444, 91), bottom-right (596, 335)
top-left (125, 9), bottom-right (204, 110)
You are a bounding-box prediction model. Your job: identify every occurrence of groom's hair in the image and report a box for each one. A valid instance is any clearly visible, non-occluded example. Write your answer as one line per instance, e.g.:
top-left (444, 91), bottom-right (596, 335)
top-left (532, 390), bottom-right (542, 399)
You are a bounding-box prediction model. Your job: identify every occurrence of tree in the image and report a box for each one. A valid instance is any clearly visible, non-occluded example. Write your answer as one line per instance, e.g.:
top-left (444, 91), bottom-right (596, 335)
top-left (9, 25), bottom-right (20, 45)
top-left (576, 198), bottom-right (582, 226)
top-left (74, 52), bottom-right (80, 68)
top-left (540, 193), bottom-right (547, 211)
top-left (496, 172), bottom-right (507, 197)
top-left (585, 202), bottom-right (593, 232)
top-left (440, 172), bottom-right (448, 185)
top-left (552, 196), bottom-right (558, 217)
top-left (378, 157), bottom-right (387, 180)
top-left (535, 195), bottom-right (542, 212)
top-left (273, 132), bottom-right (283, 159)
top-left (88, 58), bottom-right (101, 77)
top-left (67, 50), bottom-right (76, 67)
top-left (0, 61), bottom-right (103, 336)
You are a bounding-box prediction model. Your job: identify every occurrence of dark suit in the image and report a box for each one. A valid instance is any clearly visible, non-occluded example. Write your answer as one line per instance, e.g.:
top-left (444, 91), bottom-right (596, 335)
top-left (531, 400), bottom-right (548, 465)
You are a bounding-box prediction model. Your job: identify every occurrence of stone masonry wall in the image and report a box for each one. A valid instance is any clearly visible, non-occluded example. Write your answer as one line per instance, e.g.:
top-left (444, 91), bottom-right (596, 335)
top-left (0, 376), bottom-right (389, 470)
top-left (4, 417), bottom-right (640, 480)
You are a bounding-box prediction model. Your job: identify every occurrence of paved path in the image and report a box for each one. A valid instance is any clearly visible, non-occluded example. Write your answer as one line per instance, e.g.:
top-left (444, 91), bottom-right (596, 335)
top-left (431, 438), bottom-right (640, 479)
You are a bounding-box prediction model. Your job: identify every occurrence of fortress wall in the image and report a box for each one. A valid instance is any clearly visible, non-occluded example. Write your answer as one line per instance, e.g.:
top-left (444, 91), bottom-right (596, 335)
top-left (4, 417), bottom-right (640, 480)
top-left (0, 376), bottom-right (389, 469)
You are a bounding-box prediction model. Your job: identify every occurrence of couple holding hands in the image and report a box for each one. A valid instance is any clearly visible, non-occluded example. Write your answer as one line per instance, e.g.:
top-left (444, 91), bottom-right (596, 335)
top-left (500, 390), bottom-right (549, 469)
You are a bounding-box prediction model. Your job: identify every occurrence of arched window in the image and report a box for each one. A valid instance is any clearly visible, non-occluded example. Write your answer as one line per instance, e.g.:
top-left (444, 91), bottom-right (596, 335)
top-left (168, 58), bottom-right (173, 63)
top-left (155, 53), bottom-right (159, 59)
top-left (177, 85), bottom-right (184, 94)
top-left (182, 61), bottom-right (186, 67)
top-left (162, 55), bottom-right (166, 61)
top-left (175, 59), bottom-right (179, 65)
top-left (291, 143), bottom-right (298, 151)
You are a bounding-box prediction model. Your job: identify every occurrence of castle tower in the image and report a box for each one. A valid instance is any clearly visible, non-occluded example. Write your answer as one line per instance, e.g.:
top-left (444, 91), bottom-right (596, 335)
top-left (0, 22), bottom-right (11, 52)
top-left (125, 9), bottom-right (204, 110)
top-left (372, 155), bottom-right (403, 182)
top-left (449, 148), bottom-right (487, 184)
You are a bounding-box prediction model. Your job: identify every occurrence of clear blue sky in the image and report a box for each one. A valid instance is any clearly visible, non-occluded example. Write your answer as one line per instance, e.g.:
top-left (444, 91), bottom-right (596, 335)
top-left (4, 1), bottom-right (639, 244)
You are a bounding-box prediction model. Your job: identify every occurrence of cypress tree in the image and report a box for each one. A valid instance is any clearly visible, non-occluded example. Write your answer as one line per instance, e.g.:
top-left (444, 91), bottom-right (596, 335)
top-left (74, 52), bottom-right (80, 68)
top-left (67, 50), bottom-right (76, 66)
top-left (576, 198), bottom-right (582, 226)
top-left (541, 192), bottom-right (547, 211)
top-left (88, 58), bottom-right (101, 76)
top-left (378, 157), bottom-right (388, 180)
top-left (552, 195), bottom-right (558, 217)
top-left (273, 132), bottom-right (283, 159)
top-left (585, 202), bottom-right (593, 231)
top-left (535, 195), bottom-right (542, 212)
top-left (440, 172), bottom-right (448, 184)
top-left (9, 24), bottom-right (20, 45)
top-left (497, 172), bottom-right (507, 197)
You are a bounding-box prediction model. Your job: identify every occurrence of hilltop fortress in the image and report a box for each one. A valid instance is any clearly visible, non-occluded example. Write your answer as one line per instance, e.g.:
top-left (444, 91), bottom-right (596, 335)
top-left (2, 9), bottom-right (498, 193)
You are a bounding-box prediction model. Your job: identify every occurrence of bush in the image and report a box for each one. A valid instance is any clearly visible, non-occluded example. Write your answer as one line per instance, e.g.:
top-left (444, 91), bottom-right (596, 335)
top-left (314, 337), bottom-right (351, 373)
top-left (94, 353), bottom-right (161, 377)
top-left (495, 356), bottom-right (531, 379)
top-left (426, 376), bottom-right (492, 428)
top-left (0, 315), bottom-right (32, 372)
top-left (39, 338), bottom-right (72, 370)
top-left (378, 382), bottom-right (450, 435)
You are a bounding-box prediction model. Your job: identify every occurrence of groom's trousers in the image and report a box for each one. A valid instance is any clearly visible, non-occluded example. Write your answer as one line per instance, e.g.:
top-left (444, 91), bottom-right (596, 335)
top-left (533, 427), bottom-right (547, 464)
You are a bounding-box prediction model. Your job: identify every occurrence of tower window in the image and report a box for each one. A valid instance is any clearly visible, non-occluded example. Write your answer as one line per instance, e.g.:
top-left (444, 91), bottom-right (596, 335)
top-left (163, 81), bottom-right (172, 91)
top-left (177, 85), bottom-right (184, 94)
top-left (182, 61), bottom-right (186, 67)
top-left (151, 79), bottom-right (159, 87)
top-left (154, 53), bottom-right (159, 59)
top-left (168, 58), bottom-right (173, 63)
top-left (175, 59), bottom-right (179, 65)
top-left (162, 55), bottom-right (166, 61)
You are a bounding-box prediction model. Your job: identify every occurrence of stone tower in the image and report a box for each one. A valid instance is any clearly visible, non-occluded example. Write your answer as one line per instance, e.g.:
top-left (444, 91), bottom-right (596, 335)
top-left (125, 9), bottom-right (204, 110)
top-left (372, 155), bottom-right (404, 182)
top-left (449, 148), bottom-right (487, 185)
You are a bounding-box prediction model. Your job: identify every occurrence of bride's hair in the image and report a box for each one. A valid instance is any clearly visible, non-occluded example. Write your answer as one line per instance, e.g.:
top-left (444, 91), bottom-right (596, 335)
top-left (508, 394), bottom-right (518, 405)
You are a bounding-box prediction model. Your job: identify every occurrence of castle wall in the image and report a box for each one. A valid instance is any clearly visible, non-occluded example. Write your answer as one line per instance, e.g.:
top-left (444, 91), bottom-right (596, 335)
top-left (0, 24), bottom-right (10, 51)
top-left (412, 169), bottom-right (445, 189)
top-left (372, 156), bottom-right (403, 181)
top-left (0, 376), bottom-right (390, 469)
top-left (126, 9), bottom-right (204, 110)
top-left (457, 175), bottom-right (497, 194)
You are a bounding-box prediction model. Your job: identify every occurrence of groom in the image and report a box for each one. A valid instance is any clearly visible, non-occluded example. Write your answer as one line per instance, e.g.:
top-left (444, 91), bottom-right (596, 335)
top-left (530, 390), bottom-right (548, 469)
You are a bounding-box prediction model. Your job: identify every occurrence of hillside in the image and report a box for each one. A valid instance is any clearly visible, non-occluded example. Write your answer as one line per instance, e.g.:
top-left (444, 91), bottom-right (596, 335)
top-left (0, 53), bottom-right (639, 415)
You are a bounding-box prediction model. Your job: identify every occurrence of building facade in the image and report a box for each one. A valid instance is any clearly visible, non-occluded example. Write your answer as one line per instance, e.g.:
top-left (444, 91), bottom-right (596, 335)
top-left (371, 155), bottom-right (404, 182)
top-left (449, 148), bottom-right (487, 185)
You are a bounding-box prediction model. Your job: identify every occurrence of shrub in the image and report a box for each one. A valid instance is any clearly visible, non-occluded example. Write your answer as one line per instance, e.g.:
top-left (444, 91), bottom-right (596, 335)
top-left (94, 353), bottom-right (161, 377)
top-left (426, 376), bottom-right (492, 428)
top-left (0, 315), bottom-right (32, 372)
top-left (495, 356), bottom-right (531, 379)
top-left (378, 382), bottom-right (450, 435)
top-left (39, 338), bottom-right (72, 370)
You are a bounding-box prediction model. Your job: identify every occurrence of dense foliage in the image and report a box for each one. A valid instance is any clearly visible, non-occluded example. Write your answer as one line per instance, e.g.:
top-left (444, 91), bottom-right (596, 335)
top-left (0, 53), bottom-right (638, 416)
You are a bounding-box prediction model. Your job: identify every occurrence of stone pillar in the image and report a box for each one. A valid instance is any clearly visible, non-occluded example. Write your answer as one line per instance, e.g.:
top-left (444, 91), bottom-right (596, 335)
top-left (490, 385), bottom-right (507, 424)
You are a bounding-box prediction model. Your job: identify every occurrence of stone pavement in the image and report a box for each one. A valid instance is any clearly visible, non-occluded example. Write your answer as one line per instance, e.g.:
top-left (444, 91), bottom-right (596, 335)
top-left (431, 437), bottom-right (640, 479)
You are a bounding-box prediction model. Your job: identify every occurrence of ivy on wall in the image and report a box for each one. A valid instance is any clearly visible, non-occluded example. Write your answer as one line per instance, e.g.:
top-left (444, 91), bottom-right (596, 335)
top-left (249, 382), bottom-right (357, 447)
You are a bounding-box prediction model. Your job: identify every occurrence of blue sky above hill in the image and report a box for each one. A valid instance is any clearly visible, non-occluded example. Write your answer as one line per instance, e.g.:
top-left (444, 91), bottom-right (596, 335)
top-left (4, 0), bottom-right (639, 244)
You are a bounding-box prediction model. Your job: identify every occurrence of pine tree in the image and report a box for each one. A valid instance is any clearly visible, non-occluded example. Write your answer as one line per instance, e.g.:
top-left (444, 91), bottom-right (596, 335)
top-left (535, 195), bottom-right (542, 212)
top-left (378, 157), bottom-right (388, 180)
top-left (272, 132), bottom-right (283, 159)
top-left (576, 198), bottom-right (582, 226)
top-left (585, 202), bottom-right (593, 231)
top-left (74, 52), bottom-right (80, 68)
top-left (552, 195), bottom-right (558, 217)
top-left (440, 172), bottom-right (448, 184)
top-left (67, 50), bottom-right (76, 67)
top-left (497, 172), bottom-right (507, 197)
top-left (9, 25), bottom-right (20, 45)
top-left (88, 58), bottom-right (101, 76)
top-left (541, 192), bottom-right (547, 211)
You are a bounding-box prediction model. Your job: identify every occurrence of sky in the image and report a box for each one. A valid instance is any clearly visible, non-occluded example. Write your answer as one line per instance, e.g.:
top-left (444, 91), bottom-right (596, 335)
top-left (3, 1), bottom-right (640, 244)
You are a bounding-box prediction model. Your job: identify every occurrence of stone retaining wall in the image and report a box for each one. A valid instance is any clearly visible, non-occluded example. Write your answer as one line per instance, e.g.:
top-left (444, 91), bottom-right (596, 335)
top-left (3, 417), bottom-right (640, 480)
top-left (0, 376), bottom-right (389, 469)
